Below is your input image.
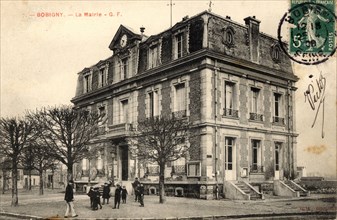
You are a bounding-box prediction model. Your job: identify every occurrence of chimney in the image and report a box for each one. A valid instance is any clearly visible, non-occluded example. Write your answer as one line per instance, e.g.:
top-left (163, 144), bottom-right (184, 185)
top-left (140, 26), bottom-right (145, 34)
top-left (225, 16), bottom-right (231, 19)
top-left (182, 15), bottom-right (189, 21)
top-left (244, 16), bottom-right (260, 63)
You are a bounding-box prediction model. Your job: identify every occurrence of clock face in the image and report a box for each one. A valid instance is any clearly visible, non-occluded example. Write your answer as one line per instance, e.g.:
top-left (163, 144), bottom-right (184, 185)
top-left (120, 34), bottom-right (127, 47)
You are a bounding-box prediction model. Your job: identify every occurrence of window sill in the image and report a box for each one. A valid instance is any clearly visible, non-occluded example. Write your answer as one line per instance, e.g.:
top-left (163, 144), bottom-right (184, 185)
top-left (222, 115), bottom-right (239, 120)
top-left (248, 119), bottom-right (264, 124)
top-left (272, 122), bottom-right (286, 127)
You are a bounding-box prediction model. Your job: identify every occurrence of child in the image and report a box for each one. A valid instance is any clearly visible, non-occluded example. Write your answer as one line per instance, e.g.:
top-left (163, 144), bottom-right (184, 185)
top-left (121, 185), bottom-right (128, 203)
top-left (102, 183), bottom-right (111, 205)
top-left (87, 187), bottom-right (94, 208)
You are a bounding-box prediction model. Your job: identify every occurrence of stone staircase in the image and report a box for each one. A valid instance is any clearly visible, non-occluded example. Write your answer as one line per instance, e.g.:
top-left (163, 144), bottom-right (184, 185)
top-left (284, 180), bottom-right (310, 197)
top-left (234, 181), bottom-right (263, 200)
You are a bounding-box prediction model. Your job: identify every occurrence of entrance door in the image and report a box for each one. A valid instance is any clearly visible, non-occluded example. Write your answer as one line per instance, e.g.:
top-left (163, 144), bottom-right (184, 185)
top-left (224, 137), bottom-right (236, 180)
top-left (274, 143), bottom-right (282, 180)
top-left (121, 146), bottom-right (129, 180)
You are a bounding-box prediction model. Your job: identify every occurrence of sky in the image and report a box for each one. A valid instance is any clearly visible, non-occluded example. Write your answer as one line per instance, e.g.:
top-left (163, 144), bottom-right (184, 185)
top-left (1, 0), bottom-right (336, 178)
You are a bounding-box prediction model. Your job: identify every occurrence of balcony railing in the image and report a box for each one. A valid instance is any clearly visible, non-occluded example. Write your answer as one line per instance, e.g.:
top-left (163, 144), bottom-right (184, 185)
top-left (250, 165), bottom-right (264, 173)
top-left (107, 123), bottom-right (134, 137)
top-left (249, 113), bottom-right (264, 122)
top-left (146, 165), bottom-right (159, 175)
top-left (171, 165), bottom-right (186, 174)
top-left (223, 108), bottom-right (239, 118)
top-left (172, 110), bottom-right (187, 118)
top-left (273, 116), bottom-right (285, 125)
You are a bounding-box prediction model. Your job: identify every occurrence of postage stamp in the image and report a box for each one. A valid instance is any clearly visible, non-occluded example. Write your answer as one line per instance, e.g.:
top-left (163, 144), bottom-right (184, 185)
top-left (278, 0), bottom-right (336, 65)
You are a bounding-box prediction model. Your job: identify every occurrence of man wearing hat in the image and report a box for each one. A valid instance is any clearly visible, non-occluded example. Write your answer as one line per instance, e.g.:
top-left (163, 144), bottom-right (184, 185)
top-left (132, 177), bottom-right (140, 202)
top-left (112, 184), bottom-right (122, 209)
top-left (64, 180), bottom-right (78, 218)
top-left (102, 182), bottom-right (111, 205)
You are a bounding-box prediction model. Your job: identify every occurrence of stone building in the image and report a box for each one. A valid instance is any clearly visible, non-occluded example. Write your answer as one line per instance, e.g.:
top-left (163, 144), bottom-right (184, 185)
top-left (71, 10), bottom-right (300, 199)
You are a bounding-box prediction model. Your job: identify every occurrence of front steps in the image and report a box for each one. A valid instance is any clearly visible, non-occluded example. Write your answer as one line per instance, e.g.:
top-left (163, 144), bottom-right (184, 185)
top-left (224, 181), bottom-right (264, 200)
top-left (274, 180), bottom-right (310, 197)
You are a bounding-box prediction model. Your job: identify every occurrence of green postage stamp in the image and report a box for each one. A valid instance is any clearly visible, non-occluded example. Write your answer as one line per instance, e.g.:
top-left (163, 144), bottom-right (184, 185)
top-left (278, 0), bottom-right (336, 65)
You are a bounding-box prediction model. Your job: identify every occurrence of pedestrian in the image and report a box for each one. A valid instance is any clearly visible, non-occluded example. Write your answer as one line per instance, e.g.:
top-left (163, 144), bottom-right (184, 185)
top-left (138, 183), bottom-right (145, 207)
top-left (92, 187), bottom-right (102, 210)
top-left (112, 184), bottom-right (121, 209)
top-left (132, 177), bottom-right (140, 202)
top-left (87, 187), bottom-right (94, 208)
top-left (102, 183), bottom-right (111, 205)
top-left (121, 185), bottom-right (128, 203)
top-left (64, 180), bottom-right (78, 218)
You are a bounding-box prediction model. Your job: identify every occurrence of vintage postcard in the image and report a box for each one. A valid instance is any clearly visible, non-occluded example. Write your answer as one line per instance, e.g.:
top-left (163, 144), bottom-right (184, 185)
top-left (1, 0), bottom-right (336, 219)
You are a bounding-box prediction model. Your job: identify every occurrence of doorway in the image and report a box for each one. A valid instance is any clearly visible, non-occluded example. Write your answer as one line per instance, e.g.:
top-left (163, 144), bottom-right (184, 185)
top-left (224, 137), bottom-right (236, 180)
top-left (274, 142), bottom-right (282, 180)
top-left (121, 146), bottom-right (129, 181)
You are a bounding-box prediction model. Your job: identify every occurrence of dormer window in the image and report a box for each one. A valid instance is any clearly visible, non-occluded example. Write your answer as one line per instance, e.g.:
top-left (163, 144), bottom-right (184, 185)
top-left (173, 30), bottom-right (186, 60)
top-left (98, 68), bottom-right (106, 88)
top-left (148, 44), bottom-right (160, 69)
top-left (121, 58), bottom-right (128, 80)
top-left (176, 33), bottom-right (183, 58)
top-left (83, 72), bottom-right (92, 93)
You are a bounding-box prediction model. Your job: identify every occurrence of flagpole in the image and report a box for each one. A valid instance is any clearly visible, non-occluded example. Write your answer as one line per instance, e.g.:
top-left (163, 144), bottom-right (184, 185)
top-left (170, 0), bottom-right (172, 27)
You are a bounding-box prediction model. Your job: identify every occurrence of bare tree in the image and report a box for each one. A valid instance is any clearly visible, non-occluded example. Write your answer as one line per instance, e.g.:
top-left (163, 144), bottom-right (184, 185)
top-left (21, 144), bottom-right (35, 190)
top-left (128, 116), bottom-right (190, 203)
top-left (28, 106), bottom-right (101, 181)
top-left (31, 143), bottom-right (58, 195)
top-left (0, 117), bottom-right (35, 206)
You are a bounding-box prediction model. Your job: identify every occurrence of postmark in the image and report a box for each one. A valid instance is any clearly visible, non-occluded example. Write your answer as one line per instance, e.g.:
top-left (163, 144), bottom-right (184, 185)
top-left (278, 0), bottom-right (337, 65)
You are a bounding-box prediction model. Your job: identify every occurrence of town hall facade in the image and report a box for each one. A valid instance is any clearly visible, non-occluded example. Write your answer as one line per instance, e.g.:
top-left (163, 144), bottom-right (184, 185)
top-left (71, 10), bottom-right (301, 199)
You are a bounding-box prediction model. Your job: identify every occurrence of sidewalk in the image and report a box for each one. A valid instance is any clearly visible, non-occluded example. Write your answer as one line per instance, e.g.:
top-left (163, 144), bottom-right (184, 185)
top-left (0, 190), bottom-right (336, 219)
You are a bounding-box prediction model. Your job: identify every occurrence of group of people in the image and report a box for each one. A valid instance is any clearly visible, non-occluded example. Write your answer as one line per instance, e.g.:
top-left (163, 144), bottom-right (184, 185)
top-left (64, 178), bottom-right (145, 218)
top-left (87, 182), bottom-right (128, 210)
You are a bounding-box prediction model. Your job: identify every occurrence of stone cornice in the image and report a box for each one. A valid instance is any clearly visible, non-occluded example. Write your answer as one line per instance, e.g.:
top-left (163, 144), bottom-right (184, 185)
top-left (72, 49), bottom-right (298, 106)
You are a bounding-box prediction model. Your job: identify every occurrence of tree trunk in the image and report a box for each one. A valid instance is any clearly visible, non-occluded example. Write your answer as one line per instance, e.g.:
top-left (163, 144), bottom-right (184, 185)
top-left (158, 164), bottom-right (166, 203)
top-left (51, 169), bottom-right (54, 190)
top-left (67, 164), bottom-right (73, 182)
top-left (2, 170), bottom-right (7, 194)
top-left (39, 169), bottom-right (44, 195)
top-left (11, 162), bottom-right (18, 206)
top-left (28, 169), bottom-right (32, 190)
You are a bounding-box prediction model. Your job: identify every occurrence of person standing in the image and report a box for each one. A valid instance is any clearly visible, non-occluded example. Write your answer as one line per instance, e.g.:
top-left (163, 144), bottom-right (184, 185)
top-left (132, 177), bottom-right (140, 202)
top-left (121, 185), bottom-right (128, 203)
top-left (87, 187), bottom-right (94, 208)
top-left (138, 183), bottom-right (145, 207)
top-left (92, 187), bottom-right (102, 210)
top-left (112, 184), bottom-right (122, 209)
top-left (64, 180), bottom-right (78, 218)
top-left (102, 183), bottom-right (111, 205)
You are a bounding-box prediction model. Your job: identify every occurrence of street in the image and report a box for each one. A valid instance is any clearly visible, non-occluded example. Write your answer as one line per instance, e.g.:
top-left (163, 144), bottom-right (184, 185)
top-left (0, 189), bottom-right (336, 219)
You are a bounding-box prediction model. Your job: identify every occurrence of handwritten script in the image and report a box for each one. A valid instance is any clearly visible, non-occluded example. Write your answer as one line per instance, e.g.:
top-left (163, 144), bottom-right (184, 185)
top-left (304, 72), bottom-right (326, 138)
